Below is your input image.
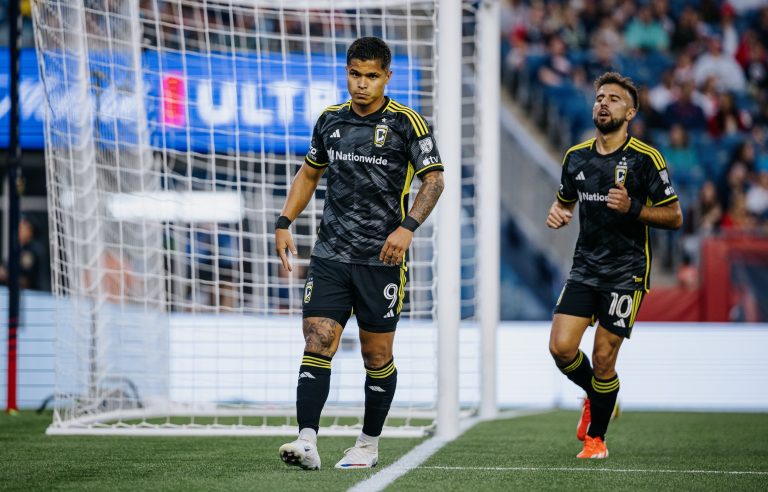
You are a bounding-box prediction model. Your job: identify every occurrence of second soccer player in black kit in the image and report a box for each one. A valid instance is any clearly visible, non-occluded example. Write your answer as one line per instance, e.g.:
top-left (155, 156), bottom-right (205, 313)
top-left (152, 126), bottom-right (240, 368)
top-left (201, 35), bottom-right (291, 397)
top-left (546, 72), bottom-right (682, 459)
top-left (275, 37), bottom-right (444, 470)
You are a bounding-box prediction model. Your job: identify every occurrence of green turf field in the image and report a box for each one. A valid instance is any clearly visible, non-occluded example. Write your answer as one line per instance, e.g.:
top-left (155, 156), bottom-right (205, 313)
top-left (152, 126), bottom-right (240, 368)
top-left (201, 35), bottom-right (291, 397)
top-left (2, 410), bottom-right (767, 491)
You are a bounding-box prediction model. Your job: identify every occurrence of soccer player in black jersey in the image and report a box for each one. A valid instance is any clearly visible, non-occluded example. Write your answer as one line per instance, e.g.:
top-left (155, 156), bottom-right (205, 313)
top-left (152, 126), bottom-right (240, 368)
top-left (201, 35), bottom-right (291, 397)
top-left (275, 37), bottom-right (444, 470)
top-left (546, 72), bottom-right (682, 459)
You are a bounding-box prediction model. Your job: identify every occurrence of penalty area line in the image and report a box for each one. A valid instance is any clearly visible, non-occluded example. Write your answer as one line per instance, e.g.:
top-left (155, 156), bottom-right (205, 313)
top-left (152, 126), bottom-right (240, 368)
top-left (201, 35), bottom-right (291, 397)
top-left (420, 466), bottom-right (768, 476)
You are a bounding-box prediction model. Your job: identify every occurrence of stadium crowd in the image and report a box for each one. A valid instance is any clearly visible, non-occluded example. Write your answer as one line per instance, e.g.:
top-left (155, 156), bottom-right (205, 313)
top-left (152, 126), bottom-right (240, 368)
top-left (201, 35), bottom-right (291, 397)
top-left (502, 0), bottom-right (768, 281)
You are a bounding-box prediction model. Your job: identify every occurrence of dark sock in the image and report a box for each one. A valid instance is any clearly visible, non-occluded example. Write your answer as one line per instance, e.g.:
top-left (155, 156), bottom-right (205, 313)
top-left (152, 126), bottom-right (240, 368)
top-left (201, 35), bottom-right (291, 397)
top-left (362, 358), bottom-right (398, 437)
top-left (587, 375), bottom-right (620, 440)
top-left (296, 351), bottom-right (332, 433)
top-left (557, 350), bottom-right (594, 395)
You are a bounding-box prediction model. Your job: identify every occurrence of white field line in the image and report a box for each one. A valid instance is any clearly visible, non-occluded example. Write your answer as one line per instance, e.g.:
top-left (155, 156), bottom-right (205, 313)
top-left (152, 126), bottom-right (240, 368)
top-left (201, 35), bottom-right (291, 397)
top-left (420, 466), bottom-right (768, 476)
top-left (347, 410), bottom-right (547, 492)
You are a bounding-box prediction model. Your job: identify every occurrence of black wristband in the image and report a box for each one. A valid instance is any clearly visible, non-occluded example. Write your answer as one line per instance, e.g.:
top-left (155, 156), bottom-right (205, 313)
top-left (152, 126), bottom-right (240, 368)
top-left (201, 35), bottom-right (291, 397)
top-left (627, 198), bottom-right (643, 220)
top-left (275, 215), bottom-right (292, 230)
top-left (401, 216), bottom-right (421, 232)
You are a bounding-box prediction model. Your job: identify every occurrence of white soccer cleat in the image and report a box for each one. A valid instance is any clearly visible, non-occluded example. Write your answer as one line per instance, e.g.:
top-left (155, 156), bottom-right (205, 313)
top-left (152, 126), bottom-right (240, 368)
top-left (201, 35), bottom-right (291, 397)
top-left (334, 443), bottom-right (379, 469)
top-left (279, 438), bottom-right (321, 470)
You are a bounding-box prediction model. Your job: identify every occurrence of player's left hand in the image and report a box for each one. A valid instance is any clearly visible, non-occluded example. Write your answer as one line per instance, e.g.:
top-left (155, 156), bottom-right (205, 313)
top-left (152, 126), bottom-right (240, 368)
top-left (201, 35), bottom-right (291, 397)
top-left (607, 182), bottom-right (631, 214)
top-left (380, 228), bottom-right (413, 265)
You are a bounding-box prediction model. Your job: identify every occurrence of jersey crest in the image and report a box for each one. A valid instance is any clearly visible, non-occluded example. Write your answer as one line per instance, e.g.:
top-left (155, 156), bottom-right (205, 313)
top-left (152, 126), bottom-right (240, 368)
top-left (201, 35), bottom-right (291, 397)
top-left (374, 124), bottom-right (388, 147)
top-left (614, 156), bottom-right (628, 185)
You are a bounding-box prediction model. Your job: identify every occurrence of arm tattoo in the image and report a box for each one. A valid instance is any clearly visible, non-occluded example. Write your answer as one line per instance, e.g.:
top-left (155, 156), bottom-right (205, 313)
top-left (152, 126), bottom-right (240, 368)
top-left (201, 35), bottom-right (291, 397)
top-left (409, 172), bottom-right (445, 224)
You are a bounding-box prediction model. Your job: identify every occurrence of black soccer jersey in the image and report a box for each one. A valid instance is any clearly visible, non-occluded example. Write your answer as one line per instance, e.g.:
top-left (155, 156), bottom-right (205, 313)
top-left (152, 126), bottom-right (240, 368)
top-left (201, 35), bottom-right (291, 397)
top-left (305, 97), bottom-right (443, 265)
top-left (556, 136), bottom-right (679, 291)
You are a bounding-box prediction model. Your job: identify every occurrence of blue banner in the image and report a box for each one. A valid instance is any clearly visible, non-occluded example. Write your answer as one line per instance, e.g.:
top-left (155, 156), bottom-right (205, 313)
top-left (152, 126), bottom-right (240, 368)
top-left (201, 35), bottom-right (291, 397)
top-left (2, 48), bottom-right (421, 153)
top-left (0, 49), bottom-right (45, 149)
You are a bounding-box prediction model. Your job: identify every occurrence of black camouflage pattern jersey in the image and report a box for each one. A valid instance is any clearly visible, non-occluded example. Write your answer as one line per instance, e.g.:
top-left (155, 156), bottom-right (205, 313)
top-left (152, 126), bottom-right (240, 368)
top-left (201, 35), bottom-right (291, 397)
top-left (556, 136), bottom-right (679, 291)
top-left (305, 97), bottom-right (443, 265)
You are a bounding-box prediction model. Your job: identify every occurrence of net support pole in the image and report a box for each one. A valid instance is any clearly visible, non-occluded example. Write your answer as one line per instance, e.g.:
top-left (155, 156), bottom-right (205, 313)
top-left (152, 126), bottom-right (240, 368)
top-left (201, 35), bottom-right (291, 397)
top-left (478, 0), bottom-right (500, 420)
top-left (5, 0), bottom-right (23, 415)
top-left (436, 0), bottom-right (462, 439)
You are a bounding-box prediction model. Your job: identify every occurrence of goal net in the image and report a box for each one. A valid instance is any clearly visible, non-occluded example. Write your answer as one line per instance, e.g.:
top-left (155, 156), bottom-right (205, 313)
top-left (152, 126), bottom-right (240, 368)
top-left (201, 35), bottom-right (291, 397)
top-left (33, 0), bottom-right (483, 436)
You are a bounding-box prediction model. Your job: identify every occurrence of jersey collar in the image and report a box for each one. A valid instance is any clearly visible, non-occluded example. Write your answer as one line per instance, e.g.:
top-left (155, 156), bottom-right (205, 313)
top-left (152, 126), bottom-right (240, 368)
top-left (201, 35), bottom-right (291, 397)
top-left (349, 96), bottom-right (390, 120)
top-left (592, 135), bottom-right (631, 158)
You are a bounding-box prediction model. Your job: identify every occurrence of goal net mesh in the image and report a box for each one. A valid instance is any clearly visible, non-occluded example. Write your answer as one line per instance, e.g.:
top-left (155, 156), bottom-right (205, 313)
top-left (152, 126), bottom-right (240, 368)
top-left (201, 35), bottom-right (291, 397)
top-left (33, 0), bottom-right (480, 436)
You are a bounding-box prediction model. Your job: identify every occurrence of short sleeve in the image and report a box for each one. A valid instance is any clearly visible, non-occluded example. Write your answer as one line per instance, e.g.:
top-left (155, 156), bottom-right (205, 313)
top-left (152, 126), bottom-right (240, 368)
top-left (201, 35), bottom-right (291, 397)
top-left (557, 153), bottom-right (578, 204)
top-left (405, 120), bottom-right (444, 178)
top-left (305, 115), bottom-right (329, 169)
top-left (644, 154), bottom-right (679, 206)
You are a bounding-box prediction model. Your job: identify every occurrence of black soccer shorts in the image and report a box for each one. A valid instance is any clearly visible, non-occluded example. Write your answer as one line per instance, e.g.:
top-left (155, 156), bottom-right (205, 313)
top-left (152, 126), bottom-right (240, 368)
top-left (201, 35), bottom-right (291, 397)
top-left (553, 280), bottom-right (646, 338)
top-left (302, 256), bottom-right (407, 333)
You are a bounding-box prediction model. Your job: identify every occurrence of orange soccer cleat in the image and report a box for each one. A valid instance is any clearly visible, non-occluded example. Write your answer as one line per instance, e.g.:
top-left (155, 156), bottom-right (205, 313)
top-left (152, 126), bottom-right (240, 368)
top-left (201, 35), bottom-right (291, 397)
top-left (576, 435), bottom-right (608, 459)
top-left (576, 398), bottom-right (591, 441)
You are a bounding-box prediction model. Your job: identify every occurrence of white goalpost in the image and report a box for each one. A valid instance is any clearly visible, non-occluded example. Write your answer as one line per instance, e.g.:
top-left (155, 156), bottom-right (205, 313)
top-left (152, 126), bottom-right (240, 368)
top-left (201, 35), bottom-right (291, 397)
top-left (32, 0), bottom-right (498, 437)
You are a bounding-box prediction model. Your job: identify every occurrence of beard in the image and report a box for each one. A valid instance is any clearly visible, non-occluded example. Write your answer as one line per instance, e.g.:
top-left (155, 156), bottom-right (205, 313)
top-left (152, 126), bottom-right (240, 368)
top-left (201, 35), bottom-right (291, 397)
top-left (593, 115), bottom-right (625, 134)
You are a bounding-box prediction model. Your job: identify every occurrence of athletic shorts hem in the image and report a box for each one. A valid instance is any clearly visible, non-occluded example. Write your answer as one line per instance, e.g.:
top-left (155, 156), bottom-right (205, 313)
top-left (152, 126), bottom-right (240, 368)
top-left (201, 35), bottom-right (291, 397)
top-left (357, 320), bottom-right (398, 333)
top-left (302, 310), bottom-right (351, 328)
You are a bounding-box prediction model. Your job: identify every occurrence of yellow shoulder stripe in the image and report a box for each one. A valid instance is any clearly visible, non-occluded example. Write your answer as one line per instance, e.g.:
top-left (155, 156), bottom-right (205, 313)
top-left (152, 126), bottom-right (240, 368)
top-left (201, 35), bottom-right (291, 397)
top-left (323, 101), bottom-right (351, 113)
top-left (562, 138), bottom-right (595, 165)
top-left (628, 138), bottom-right (666, 171)
top-left (388, 100), bottom-right (429, 137)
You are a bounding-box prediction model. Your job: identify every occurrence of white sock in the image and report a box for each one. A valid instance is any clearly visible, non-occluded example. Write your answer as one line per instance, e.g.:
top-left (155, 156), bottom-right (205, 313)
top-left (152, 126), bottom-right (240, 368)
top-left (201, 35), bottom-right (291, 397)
top-left (356, 432), bottom-right (379, 449)
top-left (299, 428), bottom-right (317, 444)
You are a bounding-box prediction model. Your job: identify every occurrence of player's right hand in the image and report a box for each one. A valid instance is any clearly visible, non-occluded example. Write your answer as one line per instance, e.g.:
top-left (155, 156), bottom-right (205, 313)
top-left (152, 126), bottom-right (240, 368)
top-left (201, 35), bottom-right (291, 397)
top-left (275, 229), bottom-right (297, 272)
top-left (546, 201), bottom-right (573, 229)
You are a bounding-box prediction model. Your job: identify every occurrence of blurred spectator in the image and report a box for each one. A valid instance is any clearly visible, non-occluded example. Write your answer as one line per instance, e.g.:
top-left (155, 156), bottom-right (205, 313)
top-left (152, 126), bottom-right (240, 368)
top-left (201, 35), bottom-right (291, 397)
top-left (697, 76), bottom-right (721, 118)
top-left (187, 224), bottom-right (240, 309)
top-left (670, 6), bottom-right (704, 53)
top-left (719, 157), bottom-right (751, 212)
top-left (582, 38), bottom-right (623, 82)
top-left (661, 124), bottom-right (702, 186)
top-left (624, 4), bottom-right (669, 53)
top-left (512, 0), bottom-right (549, 56)
top-left (681, 180), bottom-right (722, 264)
top-left (721, 190), bottom-right (757, 231)
top-left (538, 34), bottom-right (573, 87)
top-left (651, 0), bottom-right (675, 36)
top-left (672, 51), bottom-right (696, 85)
top-left (649, 69), bottom-right (678, 114)
top-left (719, 3), bottom-right (740, 57)
top-left (0, 216), bottom-right (48, 291)
top-left (708, 91), bottom-right (752, 138)
top-left (637, 85), bottom-right (665, 130)
top-left (693, 34), bottom-right (747, 93)
top-left (745, 169), bottom-right (768, 220)
top-left (663, 80), bottom-right (707, 131)
top-left (590, 16), bottom-right (623, 52)
top-left (755, 6), bottom-right (768, 49)
top-left (686, 181), bottom-right (723, 236)
top-left (676, 253), bottom-right (699, 290)
top-left (558, 4), bottom-right (588, 51)
top-left (736, 33), bottom-right (768, 93)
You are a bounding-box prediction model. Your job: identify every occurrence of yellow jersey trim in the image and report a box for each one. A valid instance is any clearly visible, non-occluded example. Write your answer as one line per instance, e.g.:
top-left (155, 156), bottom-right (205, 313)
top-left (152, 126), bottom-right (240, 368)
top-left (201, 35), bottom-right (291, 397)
top-left (561, 138), bottom-right (596, 165)
top-left (387, 100), bottom-right (429, 137)
top-left (628, 138), bottom-right (667, 170)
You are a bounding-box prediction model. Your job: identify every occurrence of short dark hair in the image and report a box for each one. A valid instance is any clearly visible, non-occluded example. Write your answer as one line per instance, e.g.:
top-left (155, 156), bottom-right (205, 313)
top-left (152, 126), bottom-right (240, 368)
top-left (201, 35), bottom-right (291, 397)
top-left (347, 37), bottom-right (391, 70)
top-left (594, 72), bottom-right (639, 110)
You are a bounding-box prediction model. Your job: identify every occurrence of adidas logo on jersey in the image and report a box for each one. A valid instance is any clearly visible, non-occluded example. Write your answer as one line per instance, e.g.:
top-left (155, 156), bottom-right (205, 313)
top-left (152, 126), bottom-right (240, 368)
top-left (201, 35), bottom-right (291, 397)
top-left (299, 372), bottom-right (316, 379)
top-left (614, 318), bottom-right (626, 328)
top-left (331, 129), bottom-right (341, 138)
top-left (383, 309), bottom-right (395, 319)
top-left (368, 386), bottom-right (386, 393)
top-left (576, 171), bottom-right (586, 181)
